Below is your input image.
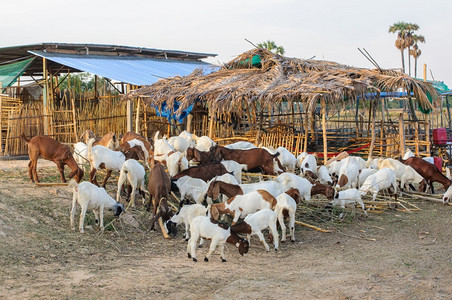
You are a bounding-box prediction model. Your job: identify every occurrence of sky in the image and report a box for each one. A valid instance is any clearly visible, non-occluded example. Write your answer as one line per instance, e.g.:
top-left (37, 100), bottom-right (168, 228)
top-left (2, 0), bottom-right (452, 88)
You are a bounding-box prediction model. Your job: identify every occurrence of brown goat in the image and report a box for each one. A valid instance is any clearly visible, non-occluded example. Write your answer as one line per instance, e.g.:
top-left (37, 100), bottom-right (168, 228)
top-left (186, 146), bottom-right (216, 165)
top-left (213, 146), bottom-right (285, 175)
top-left (311, 182), bottom-right (336, 200)
top-left (121, 132), bottom-right (153, 152)
top-left (80, 130), bottom-right (119, 150)
top-left (172, 163), bottom-right (229, 182)
top-left (206, 180), bottom-right (244, 201)
top-left (401, 157), bottom-right (451, 193)
top-left (21, 134), bottom-right (84, 183)
top-left (147, 163), bottom-right (173, 238)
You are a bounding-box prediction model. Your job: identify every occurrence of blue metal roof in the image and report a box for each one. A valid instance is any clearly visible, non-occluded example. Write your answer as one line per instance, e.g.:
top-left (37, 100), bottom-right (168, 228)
top-left (28, 50), bottom-right (215, 85)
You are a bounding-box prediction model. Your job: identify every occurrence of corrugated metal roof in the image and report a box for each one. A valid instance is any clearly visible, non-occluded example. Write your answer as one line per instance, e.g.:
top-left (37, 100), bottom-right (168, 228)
top-left (29, 50), bottom-right (215, 85)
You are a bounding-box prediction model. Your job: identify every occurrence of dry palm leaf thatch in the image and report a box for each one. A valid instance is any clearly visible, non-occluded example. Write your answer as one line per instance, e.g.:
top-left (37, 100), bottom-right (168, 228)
top-left (125, 48), bottom-right (440, 116)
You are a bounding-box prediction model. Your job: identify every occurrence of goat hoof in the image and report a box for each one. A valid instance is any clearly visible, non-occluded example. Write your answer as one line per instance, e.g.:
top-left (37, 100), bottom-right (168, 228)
top-left (193, 258), bottom-right (197, 262)
top-left (198, 244), bottom-right (203, 248)
top-left (281, 240), bottom-right (286, 244)
top-left (221, 258), bottom-right (227, 263)
top-left (204, 257), bottom-right (208, 262)
top-left (275, 248), bottom-right (278, 252)
top-left (185, 238), bottom-right (189, 242)
top-left (187, 253), bottom-right (191, 258)
top-left (291, 239), bottom-right (295, 243)
top-left (95, 219), bottom-right (99, 224)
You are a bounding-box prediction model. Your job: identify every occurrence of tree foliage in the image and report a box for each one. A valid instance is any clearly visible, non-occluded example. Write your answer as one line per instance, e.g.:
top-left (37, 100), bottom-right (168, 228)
top-left (257, 40), bottom-right (285, 55)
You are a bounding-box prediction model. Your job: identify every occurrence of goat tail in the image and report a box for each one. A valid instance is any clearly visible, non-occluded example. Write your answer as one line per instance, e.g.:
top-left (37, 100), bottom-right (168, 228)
top-left (272, 151), bottom-right (280, 158)
top-left (20, 133), bottom-right (31, 143)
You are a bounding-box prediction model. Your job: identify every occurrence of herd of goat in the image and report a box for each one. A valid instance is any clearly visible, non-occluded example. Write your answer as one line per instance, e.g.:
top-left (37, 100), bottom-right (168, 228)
top-left (19, 129), bottom-right (452, 262)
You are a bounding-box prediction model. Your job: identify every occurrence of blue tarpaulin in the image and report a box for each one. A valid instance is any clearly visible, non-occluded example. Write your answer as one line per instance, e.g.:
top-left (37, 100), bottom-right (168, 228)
top-left (29, 50), bottom-right (214, 86)
top-left (153, 101), bottom-right (194, 124)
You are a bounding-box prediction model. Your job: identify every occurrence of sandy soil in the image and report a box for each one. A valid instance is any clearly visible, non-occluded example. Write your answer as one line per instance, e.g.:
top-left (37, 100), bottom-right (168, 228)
top-left (0, 160), bottom-right (452, 299)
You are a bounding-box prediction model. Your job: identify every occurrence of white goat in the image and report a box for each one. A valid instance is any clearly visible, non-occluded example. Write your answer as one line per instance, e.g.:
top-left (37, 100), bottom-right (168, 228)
top-left (224, 141), bottom-right (257, 150)
top-left (166, 151), bottom-right (189, 177)
top-left (74, 142), bottom-right (89, 166)
top-left (179, 130), bottom-right (197, 148)
top-left (231, 209), bottom-right (279, 251)
top-left (116, 159), bottom-right (146, 208)
top-left (360, 168), bottom-right (397, 201)
top-left (336, 157), bottom-right (360, 189)
top-left (69, 180), bottom-right (124, 233)
top-left (296, 152), bottom-right (308, 169)
top-left (176, 176), bottom-right (209, 204)
top-left (239, 180), bottom-right (285, 198)
top-left (221, 160), bottom-right (247, 184)
top-left (153, 131), bottom-right (175, 163)
top-left (301, 154), bottom-right (317, 177)
top-left (210, 190), bottom-right (277, 224)
top-left (87, 138), bottom-right (125, 187)
top-left (187, 216), bottom-right (249, 262)
top-left (379, 158), bottom-right (423, 190)
top-left (165, 203), bottom-right (207, 240)
top-left (274, 147), bottom-right (297, 172)
top-left (275, 172), bottom-right (313, 201)
top-left (168, 136), bottom-right (190, 154)
top-left (194, 135), bottom-right (216, 152)
top-left (332, 188), bottom-right (367, 215)
top-left (317, 165), bottom-right (333, 185)
top-left (358, 168), bottom-right (378, 187)
top-left (274, 192), bottom-right (297, 242)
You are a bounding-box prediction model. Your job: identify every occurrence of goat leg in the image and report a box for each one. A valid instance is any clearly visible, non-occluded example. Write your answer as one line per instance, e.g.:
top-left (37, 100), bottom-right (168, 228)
top-left (101, 170), bottom-right (113, 188)
top-left (56, 161), bottom-right (67, 182)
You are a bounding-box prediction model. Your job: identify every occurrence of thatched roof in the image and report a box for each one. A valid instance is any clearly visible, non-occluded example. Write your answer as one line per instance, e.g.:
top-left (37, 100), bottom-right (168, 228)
top-left (126, 48), bottom-right (439, 116)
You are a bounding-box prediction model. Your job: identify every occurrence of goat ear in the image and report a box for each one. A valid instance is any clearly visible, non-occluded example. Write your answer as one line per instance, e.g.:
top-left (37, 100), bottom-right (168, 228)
top-left (213, 183), bottom-right (220, 200)
top-left (211, 206), bottom-right (219, 220)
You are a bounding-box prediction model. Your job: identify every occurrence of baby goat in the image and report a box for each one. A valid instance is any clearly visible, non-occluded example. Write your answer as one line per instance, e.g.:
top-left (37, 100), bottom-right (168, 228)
top-left (231, 209), bottom-right (279, 251)
top-left (69, 180), bottom-right (124, 233)
top-left (187, 216), bottom-right (249, 262)
top-left (116, 159), bottom-right (146, 208)
top-left (165, 203), bottom-right (208, 239)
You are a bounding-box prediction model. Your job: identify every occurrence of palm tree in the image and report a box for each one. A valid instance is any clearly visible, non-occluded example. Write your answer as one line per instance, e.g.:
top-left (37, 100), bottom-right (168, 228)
top-left (257, 40), bottom-right (285, 55)
top-left (404, 23), bottom-right (420, 76)
top-left (389, 22), bottom-right (408, 73)
top-left (410, 34), bottom-right (425, 78)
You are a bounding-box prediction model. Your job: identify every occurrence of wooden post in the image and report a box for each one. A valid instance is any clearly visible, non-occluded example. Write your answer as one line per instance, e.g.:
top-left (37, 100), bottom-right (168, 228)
top-left (368, 100), bottom-right (377, 160)
top-left (42, 58), bottom-right (49, 135)
top-left (321, 98), bottom-right (328, 164)
top-left (398, 113), bottom-right (405, 156)
top-left (135, 98), bottom-right (141, 134)
top-left (71, 97), bottom-right (78, 142)
top-left (414, 122), bottom-right (419, 156)
top-left (380, 121), bottom-right (384, 156)
top-left (426, 121), bottom-right (430, 154)
top-left (126, 84), bottom-right (133, 133)
top-left (303, 109), bottom-right (309, 153)
top-left (186, 113), bottom-right (193, 133)
top-left (208, 107), bottom-right (214, 139)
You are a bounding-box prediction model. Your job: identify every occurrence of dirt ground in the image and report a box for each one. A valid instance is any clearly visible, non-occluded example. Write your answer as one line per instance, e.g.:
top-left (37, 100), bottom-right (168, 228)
top-left (1, 160), bottom-right (452, 299)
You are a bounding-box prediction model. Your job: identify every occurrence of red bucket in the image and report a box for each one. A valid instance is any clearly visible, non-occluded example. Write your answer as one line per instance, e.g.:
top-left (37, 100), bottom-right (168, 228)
top-left (433, 128), bottom-right (448, 145)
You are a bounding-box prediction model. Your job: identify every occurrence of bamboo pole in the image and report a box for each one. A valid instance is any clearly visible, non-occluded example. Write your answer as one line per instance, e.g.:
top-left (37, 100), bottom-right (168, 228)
top-left (368, 100), bottom-right (377, 159)
top-left (303, 109), bottom-right (309, 152)
top-left (321, 98), bottom-right (328, 164)
top-left (208, 108), bottom-right (214, 139)
top-left (135, 98), bottom-right (141, 134)
top-left (294, 221), bottom-right (330, 233)
top-left (126, 84), bottom-right (133, 133)
top-left (42, 58), bottom-right (49, 135)
top-left (414, 123), bottom-right (419, 156)
top-left (399, 113), bottom-right (405, 156)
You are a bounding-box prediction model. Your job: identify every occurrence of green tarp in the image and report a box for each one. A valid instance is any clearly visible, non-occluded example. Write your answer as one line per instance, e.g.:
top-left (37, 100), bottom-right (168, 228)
top-left (0, 57), bottom-right (35, 88)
